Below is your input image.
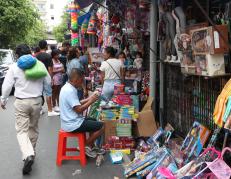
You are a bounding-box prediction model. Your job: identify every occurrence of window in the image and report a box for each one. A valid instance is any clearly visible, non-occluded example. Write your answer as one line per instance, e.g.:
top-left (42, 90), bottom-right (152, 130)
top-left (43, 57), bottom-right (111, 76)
top-left (50, 4), bottom-right (54, 9)
top-left (37, 3), bottom-right (45, 12)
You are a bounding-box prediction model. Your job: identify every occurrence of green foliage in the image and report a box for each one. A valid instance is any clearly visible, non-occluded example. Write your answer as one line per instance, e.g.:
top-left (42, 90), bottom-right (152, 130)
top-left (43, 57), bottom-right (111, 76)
top-left (53, 8), bottom-right (69, 42)
top-left (0, 0), bottom-right (46, 48)
top-left (22, 20), bottom-right (47, 47)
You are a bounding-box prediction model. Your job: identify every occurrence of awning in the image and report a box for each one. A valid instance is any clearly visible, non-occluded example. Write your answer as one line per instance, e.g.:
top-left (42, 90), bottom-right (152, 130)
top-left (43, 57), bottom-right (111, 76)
top-left (78, 12), bottom-right (91, 25)
top-left (77, 0), bottom-right (94, 9)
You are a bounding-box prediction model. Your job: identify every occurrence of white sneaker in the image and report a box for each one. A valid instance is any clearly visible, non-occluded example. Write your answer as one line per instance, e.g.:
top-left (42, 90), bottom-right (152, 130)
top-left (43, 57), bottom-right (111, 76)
top-left (53, 106), bottom-right (60, 112)
top-left (48, 111), bottom-right (60, 117)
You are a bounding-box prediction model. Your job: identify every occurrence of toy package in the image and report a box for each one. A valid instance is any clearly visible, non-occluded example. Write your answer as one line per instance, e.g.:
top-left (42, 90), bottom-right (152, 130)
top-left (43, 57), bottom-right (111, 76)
top-left (180, 121), bottom-right (211, 163)
top-left (124, 147), bottom-right (168, 178)
top-left (110, 151), bottom-right (123, 164)
top-left (103, 136), bottom-right (135, 150)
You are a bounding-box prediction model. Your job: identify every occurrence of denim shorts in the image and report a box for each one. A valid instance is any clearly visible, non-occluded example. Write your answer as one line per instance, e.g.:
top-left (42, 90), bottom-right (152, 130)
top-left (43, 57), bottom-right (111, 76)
top-left (102, 79), bottom-right (121, 100)
top-left (71, 118), bottom-right (103, 132)
top-left (43, 80), bottom-right (52, 97)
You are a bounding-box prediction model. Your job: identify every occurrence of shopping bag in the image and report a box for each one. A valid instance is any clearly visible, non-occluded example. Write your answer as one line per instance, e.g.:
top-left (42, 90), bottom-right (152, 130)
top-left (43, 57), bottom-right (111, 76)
top-left (25, 60), bottom-right (47, 79)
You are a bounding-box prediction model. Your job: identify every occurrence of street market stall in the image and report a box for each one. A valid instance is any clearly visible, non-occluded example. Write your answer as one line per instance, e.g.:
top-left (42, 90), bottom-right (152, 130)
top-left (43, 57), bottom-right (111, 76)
top-left (63, 0), bottom-right (231, 178)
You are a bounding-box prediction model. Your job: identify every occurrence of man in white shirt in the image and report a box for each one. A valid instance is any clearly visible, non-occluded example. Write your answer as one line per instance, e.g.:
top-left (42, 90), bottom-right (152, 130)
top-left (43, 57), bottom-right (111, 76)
top-left (0, 44), bottom-right (51, 175)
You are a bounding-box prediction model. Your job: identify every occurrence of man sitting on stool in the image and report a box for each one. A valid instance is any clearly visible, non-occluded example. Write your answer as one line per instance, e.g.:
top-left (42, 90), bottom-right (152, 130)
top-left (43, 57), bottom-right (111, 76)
top-left (59, 68), bottom-right (105, 158)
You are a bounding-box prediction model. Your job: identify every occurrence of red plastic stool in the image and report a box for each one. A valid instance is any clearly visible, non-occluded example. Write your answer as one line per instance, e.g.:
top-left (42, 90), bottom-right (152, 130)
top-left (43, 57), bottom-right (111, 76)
top-left (56, 130), bottom-right (87, 167)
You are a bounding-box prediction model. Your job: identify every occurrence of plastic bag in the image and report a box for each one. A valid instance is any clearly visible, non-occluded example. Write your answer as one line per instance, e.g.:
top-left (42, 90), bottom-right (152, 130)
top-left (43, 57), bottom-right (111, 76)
top-left (25, 60), bottom-right (47, 79)
top-left (17, 54), bottom-right (36, 70)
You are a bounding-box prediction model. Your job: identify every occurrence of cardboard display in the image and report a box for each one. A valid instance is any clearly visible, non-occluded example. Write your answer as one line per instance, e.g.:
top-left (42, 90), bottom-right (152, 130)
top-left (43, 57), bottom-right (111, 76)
top-left (134, 97), bottom-right (158, 137)
top-left (104, 120), bottom-right (117, 143)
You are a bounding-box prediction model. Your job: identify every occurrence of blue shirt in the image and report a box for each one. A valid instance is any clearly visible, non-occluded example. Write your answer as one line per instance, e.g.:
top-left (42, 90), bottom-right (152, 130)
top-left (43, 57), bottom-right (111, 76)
top-left (79, 55), bottom-right (88, 67)
top-left (67, 58), bottom-right (83, 75)
top-left (59, 82), bottom-right (84, 132)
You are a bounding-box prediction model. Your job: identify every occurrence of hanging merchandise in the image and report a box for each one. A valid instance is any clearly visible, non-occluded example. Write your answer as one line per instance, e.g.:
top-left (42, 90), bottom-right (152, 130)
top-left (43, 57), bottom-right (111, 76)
top-left (71, 32), bottom-right (78, 46)
top-left (81, 18), bottom-right (88, 35)
top-left (125, 5), bottom-right (136, 33)
top-left (80, 18), bottom-right (88, 48)
top-left (96, 7), bottom-right (104, 50)
top-left (68, 1), bottom-right (80, 46)
top-left (87, 13), bottom-right (97, 35)
top-left (71, 11), bottom-right (78, 30)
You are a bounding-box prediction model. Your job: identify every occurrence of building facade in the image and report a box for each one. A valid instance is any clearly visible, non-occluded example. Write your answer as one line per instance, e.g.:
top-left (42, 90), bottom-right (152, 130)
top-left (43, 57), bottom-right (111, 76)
top-left (32, 0), bottom-right (68, 33)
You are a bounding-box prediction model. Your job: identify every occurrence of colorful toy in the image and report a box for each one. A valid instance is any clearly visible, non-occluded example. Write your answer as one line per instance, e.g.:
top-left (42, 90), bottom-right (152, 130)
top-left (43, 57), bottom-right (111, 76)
top-left (180, 121), bottom-right (211, 163)
top-left (81, 18), bottom-right (88, 35)
top-left (71, 32), bottom-right (78, 46)
top-left (87, 13), bottom-right (97, 35)
top-left (68, 1), bottom-right (80, 46)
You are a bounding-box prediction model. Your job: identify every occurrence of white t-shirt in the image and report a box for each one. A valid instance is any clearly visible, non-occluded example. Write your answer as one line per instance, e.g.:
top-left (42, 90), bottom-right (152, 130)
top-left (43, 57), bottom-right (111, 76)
top-left (100, 58), bottom-right (123, 80)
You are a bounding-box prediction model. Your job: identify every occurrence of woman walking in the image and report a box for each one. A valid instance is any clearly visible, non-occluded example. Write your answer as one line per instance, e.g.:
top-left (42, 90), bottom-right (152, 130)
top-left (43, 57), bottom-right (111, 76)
top-left (51, 49), bottom-right (65, 112)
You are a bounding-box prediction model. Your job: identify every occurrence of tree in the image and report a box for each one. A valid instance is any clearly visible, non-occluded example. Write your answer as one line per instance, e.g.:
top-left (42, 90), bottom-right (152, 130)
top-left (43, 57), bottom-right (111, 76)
top-left (53, 10), bottom-right (70, 43)
top-left (21, 20), bottom-right (47, 47)
top-left (0, 0), bottom-right (45, 48)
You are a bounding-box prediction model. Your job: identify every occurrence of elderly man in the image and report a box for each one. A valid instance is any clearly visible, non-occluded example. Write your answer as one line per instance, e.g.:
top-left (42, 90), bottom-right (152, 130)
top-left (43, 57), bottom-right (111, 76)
top-left (59, 68), bottom-right (105, 158)
top-left (0, 44), bottom-right (51, 175)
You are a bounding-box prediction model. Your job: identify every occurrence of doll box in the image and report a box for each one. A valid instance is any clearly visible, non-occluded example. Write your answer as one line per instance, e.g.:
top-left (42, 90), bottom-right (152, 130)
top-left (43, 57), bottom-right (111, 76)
top-left (190, 25), bottom-right (229, 55)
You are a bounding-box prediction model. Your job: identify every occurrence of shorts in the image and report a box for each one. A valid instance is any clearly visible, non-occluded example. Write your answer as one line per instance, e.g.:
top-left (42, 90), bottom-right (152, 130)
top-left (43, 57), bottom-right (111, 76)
top-left (71, 118), bottom-right (103, 133)
top-left (43, 79), bottom-right (52, 97)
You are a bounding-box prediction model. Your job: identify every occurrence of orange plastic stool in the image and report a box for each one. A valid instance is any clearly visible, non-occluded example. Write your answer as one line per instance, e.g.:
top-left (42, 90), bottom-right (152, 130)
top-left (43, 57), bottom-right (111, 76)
top-left (56, 130), bottom-right (87, 167)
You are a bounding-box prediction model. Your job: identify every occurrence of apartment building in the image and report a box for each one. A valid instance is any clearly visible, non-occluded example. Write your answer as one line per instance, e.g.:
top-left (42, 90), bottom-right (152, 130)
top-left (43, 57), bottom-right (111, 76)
top-left (32, 0), bottom-right (68, 32)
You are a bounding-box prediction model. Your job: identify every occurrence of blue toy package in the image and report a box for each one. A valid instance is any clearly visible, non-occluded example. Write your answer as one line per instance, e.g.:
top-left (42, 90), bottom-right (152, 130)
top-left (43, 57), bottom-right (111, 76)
top-left (180, 121), bottom-right (211, 163)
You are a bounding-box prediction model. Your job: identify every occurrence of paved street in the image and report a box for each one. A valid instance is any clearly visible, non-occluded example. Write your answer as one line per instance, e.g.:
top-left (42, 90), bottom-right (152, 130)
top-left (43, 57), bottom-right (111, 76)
top-left (0, 97), bottom-right (123, 179)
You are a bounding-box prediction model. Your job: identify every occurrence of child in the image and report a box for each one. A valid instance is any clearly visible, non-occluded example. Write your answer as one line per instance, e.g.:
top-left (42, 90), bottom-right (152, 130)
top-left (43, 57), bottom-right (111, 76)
top-left (118, 51), bottom-right (126, 66)
top-left (124, 53), bottom-right (134, 68)
top-left (133, 51), bottom-right (143, 70)
top-left (51, 49), bottom-right (65, 112)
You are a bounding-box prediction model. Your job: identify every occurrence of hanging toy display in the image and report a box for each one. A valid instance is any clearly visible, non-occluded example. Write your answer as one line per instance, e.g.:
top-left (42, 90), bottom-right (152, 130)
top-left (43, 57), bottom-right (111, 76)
top-left (80, 19), bottom-right (87, 48)
top-left (68, 1), bottom-right (80, 46)
top-left (81, 18), bottom-right (88, 35)
top-left (87, 13), bottom-right (97, 35)
top-left (71, 33), bottom-right (78, 46)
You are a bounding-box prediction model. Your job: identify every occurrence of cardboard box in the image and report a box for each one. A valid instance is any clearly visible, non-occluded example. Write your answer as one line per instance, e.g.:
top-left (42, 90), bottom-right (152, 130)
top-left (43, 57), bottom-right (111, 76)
top-left (104, 120), bottom-right (117, 143)
top-left (181, 53), bottom-right (225, 76)
top-left (134, 97), bottom-right (157, 137)
top-left (195, 54), bottom-right (225, 76)
top-left (190, 25), bottom-right (229, 55)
